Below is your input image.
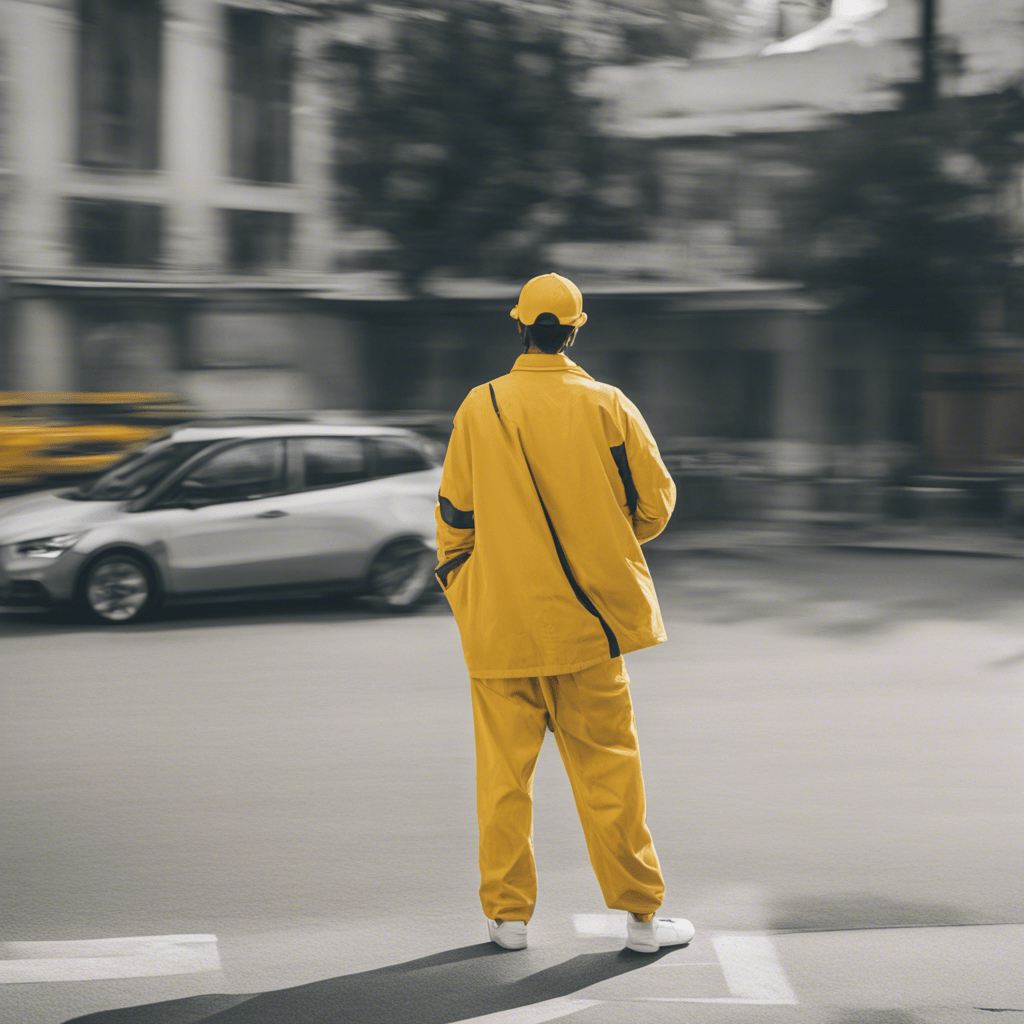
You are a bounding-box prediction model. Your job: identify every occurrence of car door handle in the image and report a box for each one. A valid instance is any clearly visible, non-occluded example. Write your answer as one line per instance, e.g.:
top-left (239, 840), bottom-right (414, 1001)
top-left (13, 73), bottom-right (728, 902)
top-left (255, 510), bottom-right (289, 519)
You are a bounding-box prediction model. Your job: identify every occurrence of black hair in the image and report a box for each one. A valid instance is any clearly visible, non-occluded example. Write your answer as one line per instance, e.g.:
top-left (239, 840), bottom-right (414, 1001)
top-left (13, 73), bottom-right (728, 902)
top-left (522, 312), bottom-right (576, 353)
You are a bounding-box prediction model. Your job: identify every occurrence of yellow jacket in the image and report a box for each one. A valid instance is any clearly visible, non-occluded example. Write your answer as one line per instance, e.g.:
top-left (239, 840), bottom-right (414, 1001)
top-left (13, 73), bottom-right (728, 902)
top-left (435, 353), bottom-right (676, 678)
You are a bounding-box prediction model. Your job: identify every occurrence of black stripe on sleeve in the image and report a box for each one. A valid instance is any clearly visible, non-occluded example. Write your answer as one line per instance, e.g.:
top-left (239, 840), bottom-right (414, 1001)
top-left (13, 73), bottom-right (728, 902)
top-left (489, 383), bottom-right (500, 418)
top-left (610, 443), bottom-right (639, 518)
top-left (439, 495), bottom-right (474, 530)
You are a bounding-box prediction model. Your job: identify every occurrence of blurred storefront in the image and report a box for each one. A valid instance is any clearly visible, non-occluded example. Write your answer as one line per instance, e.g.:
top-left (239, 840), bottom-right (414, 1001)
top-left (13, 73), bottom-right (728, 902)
top-left (0, 0), bottom-right (354, 410)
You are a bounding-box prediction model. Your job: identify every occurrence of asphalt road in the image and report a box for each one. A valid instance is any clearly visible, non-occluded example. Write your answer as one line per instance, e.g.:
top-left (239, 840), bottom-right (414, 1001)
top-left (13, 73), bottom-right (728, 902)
top-left (1, 549), bottom-right (1022, 1024)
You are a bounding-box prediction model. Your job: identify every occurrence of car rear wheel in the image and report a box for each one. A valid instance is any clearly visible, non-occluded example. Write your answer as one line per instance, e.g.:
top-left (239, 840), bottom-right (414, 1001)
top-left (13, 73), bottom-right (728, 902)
top-left (80, 553), bottom-right (158, 624)
top-left (365, 539), bottom-right (436, 612)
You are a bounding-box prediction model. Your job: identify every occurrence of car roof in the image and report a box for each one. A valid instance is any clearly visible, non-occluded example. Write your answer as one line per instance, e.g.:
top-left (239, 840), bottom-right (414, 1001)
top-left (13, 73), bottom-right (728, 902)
top-left (166, 420), bottom-right (417, 443)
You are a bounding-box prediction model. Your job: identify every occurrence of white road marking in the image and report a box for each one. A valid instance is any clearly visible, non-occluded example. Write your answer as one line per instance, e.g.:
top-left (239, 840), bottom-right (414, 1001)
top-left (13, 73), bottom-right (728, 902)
top-left (571, 918), bottom-right (798, 1006)
top-left (606, 997), bottom-right (797, 1004)
top-left (458, 998), bottom-right (602, 1023)
top-left (0, 934), bottom-right (220, 984)
top-left (711, 933), bottom-right (798, 1004)
top-left (655, 962), bottom-right (720, 966)
top-left (572, 913), bottom-right (627, 938)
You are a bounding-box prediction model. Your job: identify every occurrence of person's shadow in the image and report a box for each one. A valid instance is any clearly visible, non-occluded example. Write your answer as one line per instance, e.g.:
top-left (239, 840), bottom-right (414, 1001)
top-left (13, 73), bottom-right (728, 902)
top-left (66, 942), bottom-right (678, 1023)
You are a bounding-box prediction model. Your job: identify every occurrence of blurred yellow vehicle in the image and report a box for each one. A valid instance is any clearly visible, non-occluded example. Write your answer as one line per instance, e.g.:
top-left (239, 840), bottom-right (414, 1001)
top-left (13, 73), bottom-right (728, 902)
top-left (0, 392), bottom-right (193, 495)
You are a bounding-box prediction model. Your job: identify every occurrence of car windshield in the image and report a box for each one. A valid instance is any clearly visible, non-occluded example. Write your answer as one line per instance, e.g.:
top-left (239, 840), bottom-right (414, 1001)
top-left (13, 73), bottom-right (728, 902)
top-left (69, 438), bottom-right (210, 501)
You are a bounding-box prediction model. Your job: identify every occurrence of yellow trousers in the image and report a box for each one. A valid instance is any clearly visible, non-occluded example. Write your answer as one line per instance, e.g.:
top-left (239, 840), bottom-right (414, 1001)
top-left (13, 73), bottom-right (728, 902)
top-left (470, 656), bottom-right (664, 923)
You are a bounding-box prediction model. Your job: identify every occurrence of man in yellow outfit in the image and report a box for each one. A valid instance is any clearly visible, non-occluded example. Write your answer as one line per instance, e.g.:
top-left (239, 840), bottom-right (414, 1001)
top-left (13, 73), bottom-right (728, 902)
top-left (435, 272), bottom-right (694, 954)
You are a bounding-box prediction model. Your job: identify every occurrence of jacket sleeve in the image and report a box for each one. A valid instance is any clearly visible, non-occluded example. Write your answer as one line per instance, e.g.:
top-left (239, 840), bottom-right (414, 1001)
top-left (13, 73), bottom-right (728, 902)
top-left (618, 392), bottom-right (676, 545)
top-left (434, 404), bottom-right (476, 581)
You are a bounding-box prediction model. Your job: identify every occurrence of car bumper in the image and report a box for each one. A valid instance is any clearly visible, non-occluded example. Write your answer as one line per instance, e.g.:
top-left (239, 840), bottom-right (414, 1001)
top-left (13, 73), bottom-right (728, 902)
top-left (0, 577), bottom-right (52, 609)
top-left (0, 549), bottom-right (86, 608)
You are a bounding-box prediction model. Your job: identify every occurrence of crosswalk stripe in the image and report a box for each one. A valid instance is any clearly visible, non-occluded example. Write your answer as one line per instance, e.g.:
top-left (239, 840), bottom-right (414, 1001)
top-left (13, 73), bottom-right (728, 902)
top-left (605, 996), bottom-right (797, 1004)
top-left (572, 913), bottom-right (626, 937)
top-left (457, 998), bottom-right (602, 1023)
top-left (711, 933), bottom-right (798, 1004)
top-left (0, 934), bottom-right (220, 984)
top-left (571, 917), bottom-right (798, 1006)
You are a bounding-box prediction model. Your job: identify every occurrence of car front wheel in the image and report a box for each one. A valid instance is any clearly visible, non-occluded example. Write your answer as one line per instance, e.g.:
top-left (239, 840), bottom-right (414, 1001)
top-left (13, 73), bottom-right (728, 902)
top-left (79, 553), bottom-right (158, 624)
top-left (365, 539), bottom-right (436, 612)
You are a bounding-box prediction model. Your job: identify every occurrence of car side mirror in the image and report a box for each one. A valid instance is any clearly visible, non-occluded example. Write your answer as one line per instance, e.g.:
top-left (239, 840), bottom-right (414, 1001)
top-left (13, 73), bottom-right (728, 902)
top-left (179, 478), bottom-right (216, 508)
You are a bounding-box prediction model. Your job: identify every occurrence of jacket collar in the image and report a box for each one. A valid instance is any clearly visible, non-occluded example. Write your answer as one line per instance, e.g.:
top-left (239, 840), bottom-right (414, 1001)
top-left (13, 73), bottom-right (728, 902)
top-left (511, 353), bottom-right (593, 378)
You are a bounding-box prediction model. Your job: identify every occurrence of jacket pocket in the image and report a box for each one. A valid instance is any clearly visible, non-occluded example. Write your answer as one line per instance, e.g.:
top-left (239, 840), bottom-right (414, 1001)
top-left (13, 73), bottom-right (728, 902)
top-left (435, 550), bottom-right (471, 590)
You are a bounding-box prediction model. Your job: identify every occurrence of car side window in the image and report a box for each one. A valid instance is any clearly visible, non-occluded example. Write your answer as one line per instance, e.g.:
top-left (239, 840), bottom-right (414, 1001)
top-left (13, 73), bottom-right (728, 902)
top-left (369, 437), bottom-right (430, 478)
top-left (299, 436), bottom-right (366, 490)
top-left (175, 439), bottom-right (285, 505)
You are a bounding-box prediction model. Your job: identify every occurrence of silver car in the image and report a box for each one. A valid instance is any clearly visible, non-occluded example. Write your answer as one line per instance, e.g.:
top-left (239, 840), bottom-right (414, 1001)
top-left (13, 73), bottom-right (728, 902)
top-left (0, 420), bottom-right (444, 623)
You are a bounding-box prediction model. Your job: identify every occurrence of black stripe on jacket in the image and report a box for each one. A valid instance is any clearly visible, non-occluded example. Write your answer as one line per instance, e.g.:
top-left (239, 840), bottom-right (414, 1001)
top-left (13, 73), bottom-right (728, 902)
top-left (488, 386), bottom-right (620, 660)
top-left (439, 495), bottom-right (474, 530)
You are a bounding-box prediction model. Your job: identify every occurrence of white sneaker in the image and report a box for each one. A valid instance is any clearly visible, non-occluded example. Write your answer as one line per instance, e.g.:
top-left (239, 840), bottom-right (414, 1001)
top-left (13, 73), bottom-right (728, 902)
top-left (487, 918), bottom-right (527, 950)
top-left (625, 913), bottom-right (695, 953)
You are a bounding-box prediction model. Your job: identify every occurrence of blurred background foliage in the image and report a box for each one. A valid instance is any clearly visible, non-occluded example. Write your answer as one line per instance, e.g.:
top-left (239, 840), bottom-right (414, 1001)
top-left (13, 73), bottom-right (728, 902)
top-left (324, 0), bottom-right (696, 291)
top-left (785, 84), bottom-right (1024, 344)
top-left (316, 0), bottom-right (1024, 330)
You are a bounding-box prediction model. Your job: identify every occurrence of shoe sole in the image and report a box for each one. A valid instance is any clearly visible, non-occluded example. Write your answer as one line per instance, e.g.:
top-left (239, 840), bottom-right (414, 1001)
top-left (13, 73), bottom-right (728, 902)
top-left (487, 923), bottom-right (527, 950)
top-left (624, 938), bottom-right (690, 953)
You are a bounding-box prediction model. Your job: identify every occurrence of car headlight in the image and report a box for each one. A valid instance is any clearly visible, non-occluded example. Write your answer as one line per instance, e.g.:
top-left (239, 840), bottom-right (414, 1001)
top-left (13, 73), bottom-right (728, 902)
top-left (12, 533), bottom-right (83, 559)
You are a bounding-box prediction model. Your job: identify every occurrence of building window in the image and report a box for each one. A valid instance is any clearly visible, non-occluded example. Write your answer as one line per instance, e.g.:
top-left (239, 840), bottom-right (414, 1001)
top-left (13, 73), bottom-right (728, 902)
top-left (688, 349), bottom-right (777, 439)
top-left (77, 307), bottom-right (182, 392)
top-left (227, 8), bottom-right (294, 183)
top-left (69, 199), bottom-right (164, 265)
top-left (76, 0), bottom-right (162, 170)
top-left (737, 350), bottom-right (777, 439)
top-left (830, 366), bottom-right (867, 445)
top-left (224, 210), bottom-right (293, 271)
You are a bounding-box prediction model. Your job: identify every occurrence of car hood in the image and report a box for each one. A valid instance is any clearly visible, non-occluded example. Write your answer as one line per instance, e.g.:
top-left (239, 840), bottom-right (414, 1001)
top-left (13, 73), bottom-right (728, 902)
top-left (0, 490), bottom-right (125, 544)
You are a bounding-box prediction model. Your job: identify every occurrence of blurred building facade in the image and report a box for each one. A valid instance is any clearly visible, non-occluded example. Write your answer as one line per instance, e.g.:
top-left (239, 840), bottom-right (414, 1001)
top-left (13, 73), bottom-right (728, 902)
top-left (0, 0), bottom-right (364, 411)
top-left (580, 0), bottom-right (1024, 517)
top-left (0, 2), bottom-right (830, 440)
top-left (1, 0), bottom-right (1023, 524)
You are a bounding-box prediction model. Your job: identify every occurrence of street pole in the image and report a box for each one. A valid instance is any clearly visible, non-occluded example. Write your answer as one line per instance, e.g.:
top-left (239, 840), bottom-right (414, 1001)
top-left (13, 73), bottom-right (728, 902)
top-left (919, 0), bottom-right (937, 108)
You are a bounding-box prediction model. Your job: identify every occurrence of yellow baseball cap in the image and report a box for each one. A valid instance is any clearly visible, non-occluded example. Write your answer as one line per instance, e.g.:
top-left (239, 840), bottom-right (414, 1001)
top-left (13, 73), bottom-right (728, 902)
top-left (510, 272), bottom-right (588, 327)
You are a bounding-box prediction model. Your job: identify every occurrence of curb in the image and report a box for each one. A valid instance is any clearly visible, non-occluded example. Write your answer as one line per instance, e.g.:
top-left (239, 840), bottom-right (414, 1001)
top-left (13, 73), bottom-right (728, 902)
top-left (648, 525), bottom-right (1024, 560)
